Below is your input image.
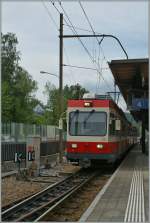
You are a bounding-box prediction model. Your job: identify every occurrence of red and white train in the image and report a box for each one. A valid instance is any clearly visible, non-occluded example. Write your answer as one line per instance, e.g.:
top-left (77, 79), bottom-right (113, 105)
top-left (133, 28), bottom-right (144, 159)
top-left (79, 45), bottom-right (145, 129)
top-left (66, 93), bottom-right (137, 167)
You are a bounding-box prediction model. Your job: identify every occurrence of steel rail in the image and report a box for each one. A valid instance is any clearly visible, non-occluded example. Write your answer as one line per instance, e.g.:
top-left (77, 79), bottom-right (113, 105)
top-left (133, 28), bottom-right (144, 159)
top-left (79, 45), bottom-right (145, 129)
top-left (2, 192), bottom-right (38, 212)
top-left (2, 171), bottom-right (79, 221)
top-left (35, 171), bottom-right (98, 221)
top-left (2, 175), bottom-right (71, 218)
top-left (2, 169), bottom-right (97, 222)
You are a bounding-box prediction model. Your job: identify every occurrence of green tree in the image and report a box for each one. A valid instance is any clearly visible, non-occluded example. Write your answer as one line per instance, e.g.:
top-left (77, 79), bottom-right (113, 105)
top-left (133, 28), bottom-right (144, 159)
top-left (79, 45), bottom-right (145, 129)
top-left (1, 82), bottom-right (14, 122)
top-left (44, 82), bottom-right (88, 125)
top-left (30, 98), bottom-right (47, 124)
top-left (1, 32), bottom-right (38, 123)
top-left (1, 32), bottom-right (20, 82)
top-left (11, 66), bottom-right (38, 122)
top-left (44, 82), bottom-right (59, 125)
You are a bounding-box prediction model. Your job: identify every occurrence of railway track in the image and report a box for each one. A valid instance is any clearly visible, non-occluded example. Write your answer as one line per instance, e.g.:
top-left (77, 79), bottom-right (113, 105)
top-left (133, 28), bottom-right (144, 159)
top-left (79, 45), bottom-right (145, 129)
top-left (36, 173), bottom-right (111, 222)
top-left (2, 195), bottom-right (33, 212)
top-left (2, 169), bottom-right (99, 222)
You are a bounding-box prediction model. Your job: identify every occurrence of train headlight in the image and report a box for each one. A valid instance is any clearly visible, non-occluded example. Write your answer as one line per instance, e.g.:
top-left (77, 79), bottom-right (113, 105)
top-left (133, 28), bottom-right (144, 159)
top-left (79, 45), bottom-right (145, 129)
top-left (71, 144), bottom-right (77, 148)
top-left (84, 102), bottom-right (92, 107)
top-left (97, 144), bottom-right (103, 149)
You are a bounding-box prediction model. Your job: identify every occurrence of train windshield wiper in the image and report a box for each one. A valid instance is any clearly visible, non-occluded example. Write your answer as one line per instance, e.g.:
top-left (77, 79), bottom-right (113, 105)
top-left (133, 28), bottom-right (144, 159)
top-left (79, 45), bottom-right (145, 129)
top-left (69, 110), bottom-right (79, 135)
top-left (83, 109), bottom-right (95, 125)
top-left (70, 110), bottom-right (79, 122)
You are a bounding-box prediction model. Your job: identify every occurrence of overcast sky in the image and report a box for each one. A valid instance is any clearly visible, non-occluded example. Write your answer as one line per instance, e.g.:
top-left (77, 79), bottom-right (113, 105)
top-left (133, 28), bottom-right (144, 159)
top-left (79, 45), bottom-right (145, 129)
top-left (2, 1), bottom-right (148, 110)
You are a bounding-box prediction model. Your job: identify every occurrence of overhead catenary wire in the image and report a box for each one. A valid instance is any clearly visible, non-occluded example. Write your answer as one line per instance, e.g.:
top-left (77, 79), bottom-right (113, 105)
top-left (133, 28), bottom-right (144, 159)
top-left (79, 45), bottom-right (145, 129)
top-left (78, 1), bottom-right (107, 60)
top-left (58, 0), bottom-right (109, 74)
top-left (49, 1), bottom-right (99, 71)
top-left (56, 0), bottom-right (79, 85)
top-left (97, 45), bottom-right (103, 91)
top-left (41, 0), bottom-right (77, 86)
top-left (65, 21), bottom-right (124, 61)
top-left (58, 1), bottom-right (114, 91)
top-left (57, 0), bottom-right (95, 62)
top-left (63, 64), bottom-right (108, 71)
top-left (49, 1), bottom-right (126, 110)
top-left (78, 1), bottom-right (114, 89)
top-left (79, 0), bottom-right (101, 84)
top-left (64, 23), bottom-right (108, 61)
top-left (41, 0), bottom-right (59, 30)
top-left (42, 1), bottom-right (126, 111)
top-left (64, 24), bottom-right (100, 34)
top-left (79, 1), bottom-right (127, 109)
top-left (49, 0), bottom-right (101, 89)
top-left (78, 0), bottom-right (128, 93)
top-left (79, 1), bottom-right (99, 43)
top-left (63, 47), bottom-right (77, 85)
top-left (49, 0), bottom-right (93, 61)
top-left (42, 0), bottom-right (78, 87)
top-left (49, 1), bottom-right (109, 75)
top-left (63, 63), bottom-right (111, 94)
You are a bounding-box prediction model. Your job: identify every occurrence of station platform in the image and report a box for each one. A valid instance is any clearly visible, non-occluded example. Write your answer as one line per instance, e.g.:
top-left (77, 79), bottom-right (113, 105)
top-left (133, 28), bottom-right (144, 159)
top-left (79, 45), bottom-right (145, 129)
top-left (80, 145), bottom-right (149, 222)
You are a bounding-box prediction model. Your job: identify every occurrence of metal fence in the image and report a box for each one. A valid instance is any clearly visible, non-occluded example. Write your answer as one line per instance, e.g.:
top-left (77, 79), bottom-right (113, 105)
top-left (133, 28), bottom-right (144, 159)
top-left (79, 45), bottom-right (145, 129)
top-left (40, 141), bottom-right (59, 156)
top-left (1, 141), bottom-right (66, 161)
top-left (1, 142), bottom-right (26, 161)
top-left (1, 123), bottom-right (60, 142)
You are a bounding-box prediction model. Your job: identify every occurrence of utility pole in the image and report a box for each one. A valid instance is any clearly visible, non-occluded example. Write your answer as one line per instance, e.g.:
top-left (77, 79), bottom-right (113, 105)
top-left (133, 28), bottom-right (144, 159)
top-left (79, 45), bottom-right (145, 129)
top-left (59, 13), bottom-right (63, 163)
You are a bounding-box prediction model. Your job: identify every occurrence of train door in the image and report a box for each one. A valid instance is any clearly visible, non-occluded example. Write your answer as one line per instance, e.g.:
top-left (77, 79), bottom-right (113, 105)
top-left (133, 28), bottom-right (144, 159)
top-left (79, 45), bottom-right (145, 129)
top-left (108, 111), bottom-right (122, 158)
top-left (115, 118), bottom-right (122, 156)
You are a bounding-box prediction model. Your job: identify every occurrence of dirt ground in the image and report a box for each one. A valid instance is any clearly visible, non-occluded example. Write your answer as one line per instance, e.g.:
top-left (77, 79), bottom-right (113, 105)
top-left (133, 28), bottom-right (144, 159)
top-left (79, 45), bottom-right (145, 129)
top-left (1, 176), bottom-right (49, 207)
top-left (61, 162), bottom-right (80, 173)
top-left (1, 163), bottom-right (80, 207)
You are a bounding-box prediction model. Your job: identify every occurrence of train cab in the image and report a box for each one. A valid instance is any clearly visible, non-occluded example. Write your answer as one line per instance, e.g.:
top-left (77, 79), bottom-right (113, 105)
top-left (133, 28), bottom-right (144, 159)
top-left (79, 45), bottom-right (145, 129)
top-left (66, 93), bottom-right (135, 167)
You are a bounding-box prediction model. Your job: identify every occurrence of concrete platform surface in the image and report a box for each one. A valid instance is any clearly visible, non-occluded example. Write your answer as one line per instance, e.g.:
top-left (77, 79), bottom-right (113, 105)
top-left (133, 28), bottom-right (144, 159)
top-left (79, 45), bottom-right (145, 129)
top-left (80, 145), bottom-right (149, 222)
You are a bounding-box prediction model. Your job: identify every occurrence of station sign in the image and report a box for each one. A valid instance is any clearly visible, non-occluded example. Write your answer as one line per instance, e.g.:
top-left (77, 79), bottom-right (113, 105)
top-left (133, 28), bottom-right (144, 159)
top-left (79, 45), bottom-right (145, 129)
top-left (132, 98), bottom-right (148, 110)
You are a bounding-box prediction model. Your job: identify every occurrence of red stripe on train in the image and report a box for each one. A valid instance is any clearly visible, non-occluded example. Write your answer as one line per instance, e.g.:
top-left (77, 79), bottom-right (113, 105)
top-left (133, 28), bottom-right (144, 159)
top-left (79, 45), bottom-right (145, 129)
top-left (66, 141), bottom-right (120, 154)
top-left (68, 100), bottom-right (110, 107)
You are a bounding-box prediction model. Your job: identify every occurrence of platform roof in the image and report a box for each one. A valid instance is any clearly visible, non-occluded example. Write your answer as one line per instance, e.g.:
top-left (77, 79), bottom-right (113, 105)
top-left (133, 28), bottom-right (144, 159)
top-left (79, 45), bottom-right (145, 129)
top-left (108, 58), bottom-right (148, 100)
top-left (108, 58), bottom-right (149, 127)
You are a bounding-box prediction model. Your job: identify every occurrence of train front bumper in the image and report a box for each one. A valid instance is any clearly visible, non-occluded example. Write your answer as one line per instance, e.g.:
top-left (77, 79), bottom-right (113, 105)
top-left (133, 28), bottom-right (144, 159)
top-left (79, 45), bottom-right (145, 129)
top-left (66, 152), bottom-right (117, 163)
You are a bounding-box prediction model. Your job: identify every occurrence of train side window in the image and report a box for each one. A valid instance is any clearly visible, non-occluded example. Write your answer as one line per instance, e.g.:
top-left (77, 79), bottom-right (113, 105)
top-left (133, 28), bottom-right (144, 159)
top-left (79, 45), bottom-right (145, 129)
top-left (109, 114), bottom-right (122, 136)
top-left (109, 113), bottom-right (119, 135)
top-left (109, 119), bottom-right (116, 135)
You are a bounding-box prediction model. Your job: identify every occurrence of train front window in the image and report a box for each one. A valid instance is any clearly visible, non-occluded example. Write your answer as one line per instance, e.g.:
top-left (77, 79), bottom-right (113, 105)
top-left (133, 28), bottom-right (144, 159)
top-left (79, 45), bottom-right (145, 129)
top-left (69, 111), bottom-right (107, 136)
